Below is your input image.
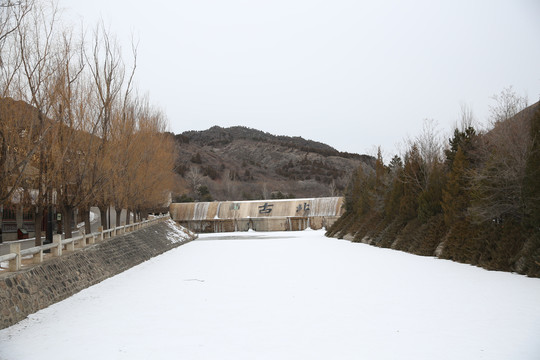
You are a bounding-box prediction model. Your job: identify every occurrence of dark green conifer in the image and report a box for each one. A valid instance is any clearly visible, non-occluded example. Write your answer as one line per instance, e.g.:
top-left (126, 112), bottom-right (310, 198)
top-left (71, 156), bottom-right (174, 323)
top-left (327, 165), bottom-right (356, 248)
top-left (344, 166), bottom-right (374, 216)
top-left (523, 103), bottom-right (540, 228)
top-left (373, 147), bottom-right (387, 213)
top-left (384, 156), bottom-right (404, 219)
top-left (398, 145), bottom-right (422, 220)
top-left (442, 146), bottom-right (469, 226)
top-left (444, 126), bottom-right (476, 168)
top-left (418, 160), bottom-right (445, 222)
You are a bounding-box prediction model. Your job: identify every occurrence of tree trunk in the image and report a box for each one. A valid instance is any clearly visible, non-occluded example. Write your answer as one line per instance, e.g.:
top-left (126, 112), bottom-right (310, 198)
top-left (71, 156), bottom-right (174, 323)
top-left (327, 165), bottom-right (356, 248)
top-left (64, 205), bottom-right (73, 239)
top-left (0, 205), bottom-right (3, 244)
top-left (115, 207), bottom-right (122, 227)
top-left (99, 205), bottom-right (108, 230)
top-left (34, 206), bottom-right (43, 246)
top-left (80, 207), bottom-right (91, 234)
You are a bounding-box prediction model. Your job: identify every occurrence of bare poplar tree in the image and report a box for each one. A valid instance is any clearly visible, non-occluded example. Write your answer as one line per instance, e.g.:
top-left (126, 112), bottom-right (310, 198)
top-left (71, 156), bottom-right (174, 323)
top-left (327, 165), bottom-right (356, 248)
top-left (186, 166), bottom-right (203, 195)
top-left (0, 0), bottom-right (33, 67)
top-left (107, 40), bottom-right (137, 227)
top-left (399, 119), bottom-right (443, 197)
top-left (0, 1), bottom-right (33, 242)
top-left (85, 21), bottom-right (126, 229)
top-left (48, 26), bottom-right (90, 238)
top-left (469, 88), bottom-right (531, 223)
top-left (125, 104), bottom-right (175, 219)
top-left (489, 86), bottom-right (528, 125)
top-left (15, 0), bottom-right (60, 244)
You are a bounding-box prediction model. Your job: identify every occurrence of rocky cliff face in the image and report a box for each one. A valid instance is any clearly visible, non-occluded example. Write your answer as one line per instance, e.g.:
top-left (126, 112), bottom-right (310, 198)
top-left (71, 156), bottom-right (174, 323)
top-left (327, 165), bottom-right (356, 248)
top-left (172, 126), bottom-right (374, 201)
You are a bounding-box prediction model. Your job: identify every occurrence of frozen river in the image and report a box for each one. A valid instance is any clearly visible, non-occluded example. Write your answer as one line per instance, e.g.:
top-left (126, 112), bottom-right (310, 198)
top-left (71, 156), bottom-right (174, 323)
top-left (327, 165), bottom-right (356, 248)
top-left (1, 230), bottom-right (539, 359)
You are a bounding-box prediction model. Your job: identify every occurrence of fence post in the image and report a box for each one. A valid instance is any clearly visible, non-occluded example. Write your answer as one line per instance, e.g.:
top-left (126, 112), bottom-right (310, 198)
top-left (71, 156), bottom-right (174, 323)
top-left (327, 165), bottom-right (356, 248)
top-left (98, 226), bottom-right (103, 241)
top-left (9, 243), bottom-right (21, 272)
top-left (33, 247), bottom-right (43, 264)
top-left (77, 231), bottom-right (87, 248)
top-left (75, 236), bottom-right (84, 249)
top-left (67, 237), bottom-right (75, 252)
top-left (88, 233), bottom-right (95, 245)
top-left (52, 234), bottom-right (62, 257)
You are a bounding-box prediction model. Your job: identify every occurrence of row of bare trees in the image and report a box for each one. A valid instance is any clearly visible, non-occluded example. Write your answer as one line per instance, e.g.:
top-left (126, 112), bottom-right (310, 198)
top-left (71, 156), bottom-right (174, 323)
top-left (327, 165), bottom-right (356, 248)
top-left (1, 1), bottom-right (176, 244)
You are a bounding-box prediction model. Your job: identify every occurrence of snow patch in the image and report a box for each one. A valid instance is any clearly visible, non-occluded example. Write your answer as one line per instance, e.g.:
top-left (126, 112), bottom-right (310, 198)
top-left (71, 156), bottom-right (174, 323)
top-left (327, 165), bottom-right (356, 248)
top-left (165, 219), bottom-right (196, 244)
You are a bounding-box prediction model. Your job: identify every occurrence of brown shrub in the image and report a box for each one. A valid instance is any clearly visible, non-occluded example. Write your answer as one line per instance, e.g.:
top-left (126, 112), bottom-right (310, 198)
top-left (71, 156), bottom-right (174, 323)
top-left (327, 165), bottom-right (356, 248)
top-left (352, 212), bottom-right (381, 243)
top-left (515, 232), bottom-right (540, 277)
top-left (477, 221), bottom-right (526, 272)
top-left (377, 219), bottom-right (405, 248)
top-left (439, 220), bottom-right (479, 264)
top-left (407, 214), bottom-right (446, 256)
top-left (391, 218), bottom-right (422, 251)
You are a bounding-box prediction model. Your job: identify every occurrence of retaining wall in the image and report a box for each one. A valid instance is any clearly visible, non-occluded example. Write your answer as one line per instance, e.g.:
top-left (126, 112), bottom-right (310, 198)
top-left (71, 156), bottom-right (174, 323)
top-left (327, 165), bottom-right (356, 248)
top-left (0, 220), bottom-right (195, 330)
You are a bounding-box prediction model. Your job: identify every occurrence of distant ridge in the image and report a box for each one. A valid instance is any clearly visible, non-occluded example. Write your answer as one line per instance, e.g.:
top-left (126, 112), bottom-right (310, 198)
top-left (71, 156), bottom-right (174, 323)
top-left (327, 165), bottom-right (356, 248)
top-left (179, 126), bottom-right (369, 160)
top-left (171, 126), bottom-right (374, 201)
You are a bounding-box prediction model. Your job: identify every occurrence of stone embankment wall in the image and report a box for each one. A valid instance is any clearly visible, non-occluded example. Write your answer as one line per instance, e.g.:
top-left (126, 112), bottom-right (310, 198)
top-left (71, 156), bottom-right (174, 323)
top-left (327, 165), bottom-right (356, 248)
top-left (0, 220), bottom-right (195, 330)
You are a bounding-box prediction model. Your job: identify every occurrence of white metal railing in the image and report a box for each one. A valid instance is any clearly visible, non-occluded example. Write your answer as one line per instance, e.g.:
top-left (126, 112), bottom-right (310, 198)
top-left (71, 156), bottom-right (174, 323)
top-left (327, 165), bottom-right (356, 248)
top-left (0, 214), bottom-right (170, 273)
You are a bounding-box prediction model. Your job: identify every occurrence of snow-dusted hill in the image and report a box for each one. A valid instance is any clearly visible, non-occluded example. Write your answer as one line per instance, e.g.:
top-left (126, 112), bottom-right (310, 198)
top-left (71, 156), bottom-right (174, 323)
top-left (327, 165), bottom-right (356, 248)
top-left (1, 230), bottom-right (539, 359)
top-left (173, 126), bottom-right (375, 200)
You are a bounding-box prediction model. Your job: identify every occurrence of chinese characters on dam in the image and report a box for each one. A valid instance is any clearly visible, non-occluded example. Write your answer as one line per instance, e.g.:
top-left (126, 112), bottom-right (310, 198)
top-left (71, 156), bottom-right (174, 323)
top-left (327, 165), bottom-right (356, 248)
top-left (258, 203), bottom-right (274, 214)
top-left (296, 203), bottom-right (310, 212)
top-left (258, 202), bottom-right (311, 215)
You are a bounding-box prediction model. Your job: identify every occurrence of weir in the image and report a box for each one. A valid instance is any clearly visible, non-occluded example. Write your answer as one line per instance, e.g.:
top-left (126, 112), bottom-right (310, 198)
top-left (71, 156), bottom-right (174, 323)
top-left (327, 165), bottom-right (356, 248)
top-left (170, 197), bottom-right (344, 233)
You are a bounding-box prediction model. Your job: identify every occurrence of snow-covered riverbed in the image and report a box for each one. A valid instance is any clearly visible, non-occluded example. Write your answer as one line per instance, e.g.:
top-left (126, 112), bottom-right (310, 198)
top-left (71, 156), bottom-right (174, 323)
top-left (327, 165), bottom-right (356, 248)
top-left (1, 230), bottom-right (539, 359)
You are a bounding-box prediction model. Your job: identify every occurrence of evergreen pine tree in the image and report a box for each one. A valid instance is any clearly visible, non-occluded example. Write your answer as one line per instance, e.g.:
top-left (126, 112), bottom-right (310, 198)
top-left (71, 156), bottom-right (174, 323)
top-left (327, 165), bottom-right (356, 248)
top-left (442, 146), bottom-right (469, 226)
top-left (384, 156), bottom-right (404, 219)
top-left (344, 166), bottom-right (375, 216)
top-left (399, 145), bottom-right (422, 220)
top-left (444, 126), bottom-right (476, 168)
top-left (418, 160), bottom-right (445, 222)
top-left (344, 167), bottom-right (362, 213)
top-left (523, 103), bottom-right (540, 229)
top-left (373, 147), bottom-right (387, 213)
top-left (375, 147), bottom-right (385, 185)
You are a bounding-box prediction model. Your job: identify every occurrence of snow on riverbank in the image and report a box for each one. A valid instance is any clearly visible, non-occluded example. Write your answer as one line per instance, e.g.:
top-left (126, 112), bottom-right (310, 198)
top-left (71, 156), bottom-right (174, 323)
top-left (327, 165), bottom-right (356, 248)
top-left (164, 219), bottom-right (197, 243)
top-left (1, 230), bottom-right (539, 359)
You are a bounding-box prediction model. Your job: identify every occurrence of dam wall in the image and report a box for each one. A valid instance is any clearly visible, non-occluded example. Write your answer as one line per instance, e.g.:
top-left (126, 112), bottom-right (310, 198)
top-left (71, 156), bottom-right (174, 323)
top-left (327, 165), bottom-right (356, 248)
top-left (170, 197), bottom-right (344, 233)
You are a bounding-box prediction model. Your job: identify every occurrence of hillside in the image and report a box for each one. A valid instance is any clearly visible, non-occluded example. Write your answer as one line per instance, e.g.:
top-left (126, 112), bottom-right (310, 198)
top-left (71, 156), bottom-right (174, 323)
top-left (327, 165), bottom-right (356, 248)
top-left (171, 126), bottom-right (374, 201)
top-left (326, 101), bottom-right (540, 277)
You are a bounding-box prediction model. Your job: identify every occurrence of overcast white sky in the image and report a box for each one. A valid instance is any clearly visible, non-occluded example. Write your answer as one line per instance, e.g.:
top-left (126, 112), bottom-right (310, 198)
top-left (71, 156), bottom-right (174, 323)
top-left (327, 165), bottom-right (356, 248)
top-left (66, 0), bottom-right (540, 157)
